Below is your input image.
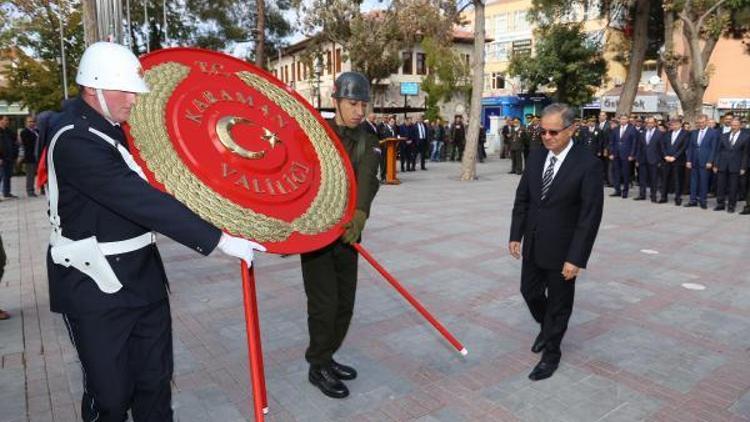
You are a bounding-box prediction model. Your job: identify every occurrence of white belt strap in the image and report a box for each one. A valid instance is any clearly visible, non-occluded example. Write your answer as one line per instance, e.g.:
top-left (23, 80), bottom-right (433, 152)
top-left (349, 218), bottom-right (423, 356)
top-left (98, 232), bottom-right (156, 255)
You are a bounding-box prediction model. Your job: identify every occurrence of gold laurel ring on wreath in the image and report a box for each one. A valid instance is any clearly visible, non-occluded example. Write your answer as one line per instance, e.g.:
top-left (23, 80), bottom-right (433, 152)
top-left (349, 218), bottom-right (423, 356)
top-left (128, 62), bottom-right (350, 242)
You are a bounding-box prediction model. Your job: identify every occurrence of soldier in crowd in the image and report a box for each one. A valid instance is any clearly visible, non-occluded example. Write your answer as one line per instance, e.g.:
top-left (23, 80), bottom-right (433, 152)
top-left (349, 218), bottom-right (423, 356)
top-left (509, 117), bottom-right (526, 174)
top-left (301, 72), bottom-right (380, 399)
top-left (526, 115), bottom-right (543, 161)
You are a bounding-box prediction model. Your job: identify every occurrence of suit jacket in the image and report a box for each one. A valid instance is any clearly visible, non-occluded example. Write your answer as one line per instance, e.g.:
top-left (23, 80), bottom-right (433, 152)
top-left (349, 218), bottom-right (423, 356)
top-left (577, 126), bottom-right (600, 155)
top-left (413, 122), bottom-right (429, 146)
top-left (510, 143), bottom-right (604, 270)
top-left (0, 127), bottom-right (16, 161)
top-left (661, 129), bottom-right (689, 164)
top-left (609, 124), bottom-right (638, 159)
top-left (686, 127), bottom-right (718, 167)
top-left (635, 128), bottom-right (664, 165)
top-left (20, 127), bottom-right (39, 164)
top-left (399, 124), bottom-right (415, 144)
top-left (715, 130), bottom-right (750, 173)
top-left (361, 120), bottom-right (379, 138)
top-left (378, 123), bottom-right (397, 140)
top-left (592, 121), bottom-right (610, 155)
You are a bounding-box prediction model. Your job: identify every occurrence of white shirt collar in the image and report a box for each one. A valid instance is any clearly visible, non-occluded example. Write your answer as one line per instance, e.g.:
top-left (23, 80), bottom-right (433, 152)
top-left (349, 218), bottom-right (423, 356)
top-left (544, 139), bottom-right (574, 177)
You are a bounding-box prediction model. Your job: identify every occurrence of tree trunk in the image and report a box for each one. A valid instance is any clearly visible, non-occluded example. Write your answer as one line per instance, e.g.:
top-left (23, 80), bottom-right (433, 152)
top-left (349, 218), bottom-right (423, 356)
top-left (255, 0), bottom-right (265, 67)
top-left (460, 0), bottom-right (484, 181)
top-left (82, 0), bottom-right (98, 46)
top-left (615, 0), bottom-right (650, 116)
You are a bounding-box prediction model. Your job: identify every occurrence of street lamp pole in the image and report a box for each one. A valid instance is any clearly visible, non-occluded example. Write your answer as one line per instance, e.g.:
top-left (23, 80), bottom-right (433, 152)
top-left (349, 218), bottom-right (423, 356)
top-left (315, 56), bottom-right (323, 111)
top-left (57, 1), bottom-right (69, 99)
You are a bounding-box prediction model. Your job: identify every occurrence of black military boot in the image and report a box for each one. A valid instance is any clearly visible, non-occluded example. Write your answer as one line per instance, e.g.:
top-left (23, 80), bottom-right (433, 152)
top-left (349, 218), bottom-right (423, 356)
top-left (309, 365), bottom-right (349, 399)
top-left (331, 360), bottom-right (357, 380)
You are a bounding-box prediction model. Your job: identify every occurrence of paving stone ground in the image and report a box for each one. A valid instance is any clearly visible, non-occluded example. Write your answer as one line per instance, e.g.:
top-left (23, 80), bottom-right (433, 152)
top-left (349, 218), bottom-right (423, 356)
top-left (2, 156), bottom-right (750, 422)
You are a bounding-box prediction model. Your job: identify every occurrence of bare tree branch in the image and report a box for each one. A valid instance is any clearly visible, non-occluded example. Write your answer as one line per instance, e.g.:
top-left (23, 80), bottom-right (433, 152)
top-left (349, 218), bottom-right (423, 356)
top-left (697, 0), bottom-right (729, 29)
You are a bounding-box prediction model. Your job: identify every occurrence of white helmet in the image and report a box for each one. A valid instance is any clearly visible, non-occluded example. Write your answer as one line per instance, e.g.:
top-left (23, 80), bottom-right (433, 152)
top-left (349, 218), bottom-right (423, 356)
top-left (76, 42), bottom-right (149, 94)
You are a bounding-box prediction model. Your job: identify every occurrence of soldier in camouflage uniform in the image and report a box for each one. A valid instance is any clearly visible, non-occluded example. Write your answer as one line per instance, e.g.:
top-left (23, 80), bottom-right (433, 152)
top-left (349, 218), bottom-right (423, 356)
top-left (302, 72), bottom-right (380, 399)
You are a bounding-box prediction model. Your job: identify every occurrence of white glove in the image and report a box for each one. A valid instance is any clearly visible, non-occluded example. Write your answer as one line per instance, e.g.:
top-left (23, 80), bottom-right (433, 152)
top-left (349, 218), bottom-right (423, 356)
top-left (216, 233), bottom-right (267, 267)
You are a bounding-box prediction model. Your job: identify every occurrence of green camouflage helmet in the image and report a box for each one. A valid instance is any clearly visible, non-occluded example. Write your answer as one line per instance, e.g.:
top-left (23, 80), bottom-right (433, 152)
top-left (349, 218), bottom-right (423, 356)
top-left (332, 72), bottom-right (370, 102)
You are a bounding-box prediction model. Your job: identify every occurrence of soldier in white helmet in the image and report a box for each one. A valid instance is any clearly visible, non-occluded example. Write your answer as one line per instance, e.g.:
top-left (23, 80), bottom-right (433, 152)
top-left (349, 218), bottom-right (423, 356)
top-left (47, 42), bottom-right (265, 421)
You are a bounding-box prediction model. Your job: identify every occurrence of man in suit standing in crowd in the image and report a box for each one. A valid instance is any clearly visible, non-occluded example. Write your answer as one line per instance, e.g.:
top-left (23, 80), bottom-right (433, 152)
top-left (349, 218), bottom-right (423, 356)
top-left (378, 115), bottom-right (398, 182)
top-left (400, 117), bottom-right (417, 172)
top-left (714, 118), bottom-right (749, 213)
top-left (449, 115), bottom-right (466, 161)
top-left (0, 115), bottom-right (18, 199)
top-left (594, 112), bottom-right (611, 186)
top-left (660, 117), bottom-right (689, 205)
top-left (19, 115), bottom-right (40, 197)
top-left (685, 114), bottom-right (718, 209)
top-left (609, 114), bottom-right (638, 198)
top-left (509, 103), bottom-right (603, 381)
top-left (634, 116), bottom-right (664, 202)
top-left (414, 115), bottom-right (430, 170)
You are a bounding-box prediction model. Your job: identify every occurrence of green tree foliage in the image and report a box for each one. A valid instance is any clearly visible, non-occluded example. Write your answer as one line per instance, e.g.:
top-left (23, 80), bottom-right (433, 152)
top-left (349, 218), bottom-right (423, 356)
top-left (126, 0), bottom-right (292, 62)
top-left (507, 23), bottom-right (607, 106)
top-left (420, 37), bottom-right (469, 121)
top-left (0, 0), bottom-right (84, 112)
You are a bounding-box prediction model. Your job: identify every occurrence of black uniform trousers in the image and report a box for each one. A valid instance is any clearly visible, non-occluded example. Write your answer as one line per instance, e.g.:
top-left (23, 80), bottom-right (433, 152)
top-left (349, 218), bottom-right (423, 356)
top-left (63, 300), bottom-right (173, 422)
top-left (510, 149), bottom-right (524, 174)
top-left (638, 163), bottom-right (659, 200)
top-left (520, 255), bottom-right (576, 365)
top-left (716, 171), bottom-right (740, 208)
top-left (611, 157), bottom-right (631, 196)
top-left (301, 240), bottom-right (358, 367)
top-left (661, 162), bottom-right (685, 202)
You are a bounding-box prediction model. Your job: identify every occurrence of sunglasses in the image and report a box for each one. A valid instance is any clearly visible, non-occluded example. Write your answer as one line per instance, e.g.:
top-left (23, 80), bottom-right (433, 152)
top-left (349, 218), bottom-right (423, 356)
top-left (540, 124), bottom-right (573, 136)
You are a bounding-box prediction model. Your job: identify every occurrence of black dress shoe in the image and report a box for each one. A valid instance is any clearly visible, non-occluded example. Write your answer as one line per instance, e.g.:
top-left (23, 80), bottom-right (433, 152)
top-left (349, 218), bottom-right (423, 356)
top-left (609, 192), bottom-right (621, 197)
top-left (740, 208), bottom-right (750, 215)
top-left (700, 203), bottom-right (708, 209)
top-left (528, 360), bottom-right (559, 381)
top-left (684, 202), bottom-right (697, 207)
top-left (633, 196), bottom-right (645, 201)
top-left (657, 198), bottom-right (668, 203)
top-left (621, 193), bottom-right (628, 199)
top-left (330, 360), bottom-right (357, 380)
top-left (728, 207), bottom-right (735, 213)
top-left (531, 332), bottom-right (545, 354)
top-left (714, 205), bottom-right (725, 211)
top-left (3, 194), bottom-right (17, 199)
top-left (674, 200), bottom-right (682, 206)
top-left (309, 366), bottom-right (349, 398)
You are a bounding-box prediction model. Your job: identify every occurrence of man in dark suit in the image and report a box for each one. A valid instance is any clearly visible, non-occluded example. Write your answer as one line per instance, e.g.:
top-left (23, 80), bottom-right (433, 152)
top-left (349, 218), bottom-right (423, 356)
top-left (593, 112), bottom-right (611, 186)
top-left (414, 115), bottom-right (430, 170)
top-left (361, 112), bottom-right (379, 137)
top-left (509, 103), bottom-right (604, 381)
top-left (0, 115), bottom-right (18, 199)
top-left (609, 114), bottom-right (638, 198)
top-left (714, 118), bottom-right (749, 213)
top-left (634, 116), bottom-right (664, 202)
top-left (685, 114), bottom-right (718, 209)
top-left (660, 117), bottom-right (689, 205)
top-left (399, 117), bottom-right (415, 172)
top-left (378, 115), bottom-right (398, 182)
top-left (19, 115), bottom-right (40, 197)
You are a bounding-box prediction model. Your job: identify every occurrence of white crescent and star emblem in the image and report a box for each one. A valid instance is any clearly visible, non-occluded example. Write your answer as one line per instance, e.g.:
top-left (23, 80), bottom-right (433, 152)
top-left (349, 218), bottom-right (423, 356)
top-left (216, 116), bottom-right (280, 160)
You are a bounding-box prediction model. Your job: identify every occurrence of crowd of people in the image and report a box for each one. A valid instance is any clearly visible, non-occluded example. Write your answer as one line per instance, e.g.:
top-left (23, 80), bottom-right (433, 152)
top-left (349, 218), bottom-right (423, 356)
top-left (494, 111), bottom-right (750, 215)
top-left (0, 114), bottom-right (43, 200)
top-left (361, 112), bottom-right (489, 181)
